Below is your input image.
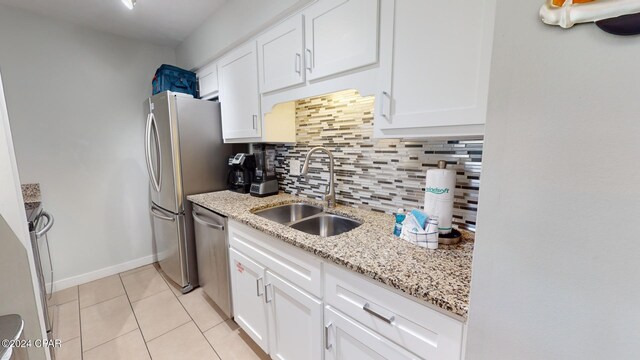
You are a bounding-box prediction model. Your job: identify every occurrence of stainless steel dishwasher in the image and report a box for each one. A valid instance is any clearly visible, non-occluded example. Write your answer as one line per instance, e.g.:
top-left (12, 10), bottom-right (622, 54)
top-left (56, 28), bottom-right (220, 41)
top-left (191, 203), bottom-right (232, 317)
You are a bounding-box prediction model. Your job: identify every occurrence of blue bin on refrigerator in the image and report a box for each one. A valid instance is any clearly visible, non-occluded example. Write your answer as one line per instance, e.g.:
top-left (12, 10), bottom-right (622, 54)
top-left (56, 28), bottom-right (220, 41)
top-left (152, 64), bottom-right (197, 97)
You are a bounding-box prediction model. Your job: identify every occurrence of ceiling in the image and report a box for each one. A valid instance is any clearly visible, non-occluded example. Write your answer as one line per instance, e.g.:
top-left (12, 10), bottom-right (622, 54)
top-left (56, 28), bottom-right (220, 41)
top-left (0, 0), bottom-right (227, 47)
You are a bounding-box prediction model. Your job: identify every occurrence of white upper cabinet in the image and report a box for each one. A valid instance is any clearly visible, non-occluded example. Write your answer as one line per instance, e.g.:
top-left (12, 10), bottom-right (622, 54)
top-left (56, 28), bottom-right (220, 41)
top-left (197, 62), bottom-right (219, 99)
top-left (375, 0), bottom-right (495, 138)
top-left (257, 15), bottom-right (305, 93)
top-left (303, 0), bottom-right (379, 81)
top-left (218, 42), bottom-right (262, 142)
top-left (209, 0), bottom-right (495, 141)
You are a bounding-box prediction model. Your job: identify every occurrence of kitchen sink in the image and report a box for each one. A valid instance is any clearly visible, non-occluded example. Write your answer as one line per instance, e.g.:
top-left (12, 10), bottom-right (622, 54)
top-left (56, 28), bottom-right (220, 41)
top-left (290, 213), bottom-right (362, 237)
top-left (253, 203), bottom-right (362, 237)
top-left (253, 203), bottom-right (323, 225)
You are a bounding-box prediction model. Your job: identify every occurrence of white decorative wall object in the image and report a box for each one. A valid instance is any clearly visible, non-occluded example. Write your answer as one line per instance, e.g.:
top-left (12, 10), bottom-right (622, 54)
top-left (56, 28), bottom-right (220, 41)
top-left (540, 0), bottom-right (640, 28)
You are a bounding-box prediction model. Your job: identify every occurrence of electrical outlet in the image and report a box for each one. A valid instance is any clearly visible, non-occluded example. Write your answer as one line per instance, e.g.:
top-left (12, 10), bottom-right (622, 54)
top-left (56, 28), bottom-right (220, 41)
top-left (290, 159), bottom-right (301, 176)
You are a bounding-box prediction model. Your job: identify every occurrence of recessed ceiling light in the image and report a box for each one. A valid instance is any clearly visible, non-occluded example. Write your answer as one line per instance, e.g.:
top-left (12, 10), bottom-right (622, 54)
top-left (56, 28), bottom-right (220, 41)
top-left (121, 0), bottom-right (137, 10)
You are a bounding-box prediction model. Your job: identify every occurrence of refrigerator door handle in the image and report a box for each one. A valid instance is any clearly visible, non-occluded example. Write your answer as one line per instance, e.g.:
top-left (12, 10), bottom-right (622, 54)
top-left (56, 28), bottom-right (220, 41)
top-left (35, 211), bottom-right (55, 298)
top-left (145, 111), bottom-right (162, 192)
top-left (151, 113), bottom-right (163, 191)
top-left (35, 211), bottom-right (54, 238)
top-left (44, 233), bottom-right (54, 298)
top-left (150, 204), bottom-right (175, 222)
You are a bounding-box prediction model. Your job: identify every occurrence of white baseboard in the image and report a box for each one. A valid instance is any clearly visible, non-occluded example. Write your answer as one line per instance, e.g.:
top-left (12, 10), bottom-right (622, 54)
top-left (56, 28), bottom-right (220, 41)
top-left (49, 254), bottom-right (157, 292)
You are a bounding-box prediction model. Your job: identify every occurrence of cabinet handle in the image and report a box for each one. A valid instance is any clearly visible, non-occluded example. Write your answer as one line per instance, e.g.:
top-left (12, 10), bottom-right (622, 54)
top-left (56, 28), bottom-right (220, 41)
top-left (264, 283), bottom-right (272, 303)
top-left (305, 49), bottom-right (312, 71)
top-left (381, 91), bottom-right (392, 123)
top-left (295, 53), bottom-right (302, 74)
top-left (256, 277), bottom-right (264, 297)
top-left (252, 115), bottom-right (257, 130)
top-left (362, 302), bottom-right (395, 324)
top-left (324, 322), bottom-right (333, 350)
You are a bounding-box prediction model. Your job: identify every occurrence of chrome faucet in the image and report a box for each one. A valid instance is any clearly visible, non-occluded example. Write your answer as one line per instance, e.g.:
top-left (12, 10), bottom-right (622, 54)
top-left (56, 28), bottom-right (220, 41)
top-left (301, 147), bottom-right (336, 208)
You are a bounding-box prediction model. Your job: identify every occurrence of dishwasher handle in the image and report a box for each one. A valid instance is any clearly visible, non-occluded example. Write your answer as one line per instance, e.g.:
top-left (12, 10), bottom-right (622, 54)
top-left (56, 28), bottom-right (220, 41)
top-left (192, 211), bottom-right (225, 231)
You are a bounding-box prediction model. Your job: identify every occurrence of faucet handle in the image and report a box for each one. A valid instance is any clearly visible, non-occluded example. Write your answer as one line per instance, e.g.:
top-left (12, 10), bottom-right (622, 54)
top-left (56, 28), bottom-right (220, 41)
top-left (324, 194), bottom-right (335, 208)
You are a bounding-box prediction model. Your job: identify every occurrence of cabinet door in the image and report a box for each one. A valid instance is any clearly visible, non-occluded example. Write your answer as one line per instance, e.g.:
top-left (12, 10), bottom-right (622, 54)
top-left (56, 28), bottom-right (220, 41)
top-left (197, 62), bottom-right (218, 99)
top-left (376, 0), bottom-right (495, 137)
top-left (265, 270), bottom-right (322, 360)
top-left (228, 248), bottom-right (269, 353)
top-left (257, 15), bottom-right (305, 93)
top-left (304, 0), bottom-right (379, 81)
top-left (218, 42), bottom-right (262, 141)
top-left (324, 306), bottom-right (418, 360)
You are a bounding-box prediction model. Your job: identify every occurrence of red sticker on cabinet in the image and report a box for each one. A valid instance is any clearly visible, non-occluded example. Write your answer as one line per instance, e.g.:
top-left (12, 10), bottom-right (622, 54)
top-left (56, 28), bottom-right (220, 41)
top-left (236, 262), bottom-right (244, 273)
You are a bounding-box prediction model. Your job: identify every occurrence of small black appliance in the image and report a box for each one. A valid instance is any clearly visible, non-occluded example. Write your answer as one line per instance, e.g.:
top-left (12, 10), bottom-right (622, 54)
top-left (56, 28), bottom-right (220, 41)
top-left (227, 153), bottom-right (255, 193)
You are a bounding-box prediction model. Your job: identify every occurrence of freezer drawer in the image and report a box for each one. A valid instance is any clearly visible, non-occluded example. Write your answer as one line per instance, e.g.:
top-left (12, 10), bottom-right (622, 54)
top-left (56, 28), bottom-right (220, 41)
top-left (192, 204), bottom-right (232, 317)
top-left (150, 204), bottom-right (191, 290)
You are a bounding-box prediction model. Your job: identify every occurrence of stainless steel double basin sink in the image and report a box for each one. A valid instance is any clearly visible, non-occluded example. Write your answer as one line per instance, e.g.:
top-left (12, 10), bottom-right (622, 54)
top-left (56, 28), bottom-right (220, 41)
top-left (253, 203), bottom-right (361, 237)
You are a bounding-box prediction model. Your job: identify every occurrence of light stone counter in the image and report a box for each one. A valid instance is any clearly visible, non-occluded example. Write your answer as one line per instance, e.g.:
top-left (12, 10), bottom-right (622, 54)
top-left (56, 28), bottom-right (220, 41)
top-left (21, 183), bottom-right (41, 210)
top-left (188, 190), bottom-right (474, 319)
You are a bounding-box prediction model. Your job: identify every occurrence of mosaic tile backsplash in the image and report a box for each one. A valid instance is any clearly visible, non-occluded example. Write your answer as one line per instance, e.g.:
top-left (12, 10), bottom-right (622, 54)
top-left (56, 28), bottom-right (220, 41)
top-left (273, 90), bottom-right (482, 231)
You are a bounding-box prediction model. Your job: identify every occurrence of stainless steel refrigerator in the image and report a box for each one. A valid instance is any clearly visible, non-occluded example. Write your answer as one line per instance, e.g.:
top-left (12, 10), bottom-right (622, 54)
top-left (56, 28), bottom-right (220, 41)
top-left (144, 91), bottom-right (232, 293)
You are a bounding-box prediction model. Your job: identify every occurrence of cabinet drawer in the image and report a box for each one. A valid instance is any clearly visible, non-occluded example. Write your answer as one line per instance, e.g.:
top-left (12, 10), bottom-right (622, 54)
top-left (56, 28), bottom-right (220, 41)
top-left (228, 220), bottom-right (323, 298)
top-left (325, 306), bottom-right (419, 360)
top-left (324, 264), bottom-right (463, 360)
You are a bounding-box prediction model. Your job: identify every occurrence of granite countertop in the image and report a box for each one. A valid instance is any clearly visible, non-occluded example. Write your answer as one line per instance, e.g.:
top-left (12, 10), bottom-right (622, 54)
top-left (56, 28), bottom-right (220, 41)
top-left (21, 183), bottom-right (41, 210)
top-left (189, 191), bottom-right (474, 319)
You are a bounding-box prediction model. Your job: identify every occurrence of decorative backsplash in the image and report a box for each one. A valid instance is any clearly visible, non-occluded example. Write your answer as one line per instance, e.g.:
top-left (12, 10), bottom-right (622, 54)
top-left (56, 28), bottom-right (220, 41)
top-left (273, 90), bottom-right (483, 231)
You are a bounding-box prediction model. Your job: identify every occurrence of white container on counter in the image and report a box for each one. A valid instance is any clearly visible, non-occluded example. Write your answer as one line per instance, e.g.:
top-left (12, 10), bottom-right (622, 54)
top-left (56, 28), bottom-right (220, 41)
top-left (424, 160), bottom-right (456, 235)
top-left (425, 217), bottom-right (439, 250)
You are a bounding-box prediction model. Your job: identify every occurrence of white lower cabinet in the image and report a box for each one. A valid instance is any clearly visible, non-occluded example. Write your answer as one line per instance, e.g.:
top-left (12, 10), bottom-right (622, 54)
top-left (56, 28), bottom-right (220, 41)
top-left (265, 270), bottom-right (323, 360)
top-left (228, 248), bottom-right (270, 353)
top-left (324, 306), bottom-right (418, 360)
top-left (228, 220), bottom-right (323, 359)
top-left (227, 220), bottom-right (465, 360)
top-left (324, 264), bottom-right (464, 360)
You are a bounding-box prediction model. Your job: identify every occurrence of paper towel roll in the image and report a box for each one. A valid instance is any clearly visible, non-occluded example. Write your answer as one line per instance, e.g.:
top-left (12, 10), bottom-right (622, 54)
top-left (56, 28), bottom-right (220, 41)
top-left (424, 161), bottom-right (456, 234)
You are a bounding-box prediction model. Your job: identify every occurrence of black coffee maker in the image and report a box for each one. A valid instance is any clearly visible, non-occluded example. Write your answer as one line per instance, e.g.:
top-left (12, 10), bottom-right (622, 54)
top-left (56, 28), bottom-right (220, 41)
top-left (227, 153), bottom-right (255, 193)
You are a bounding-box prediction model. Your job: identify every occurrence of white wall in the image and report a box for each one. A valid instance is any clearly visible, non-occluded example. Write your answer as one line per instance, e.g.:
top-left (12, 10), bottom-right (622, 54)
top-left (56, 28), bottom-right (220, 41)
top-left (0, 73), bottom-right (30, 249)
top-left (466, 1), bottom-right (640, 359)
top-left (0, 4), bottom-right (176, 288)
top-left (1, 71), bottom-right (48, 360)
top-left (176, 0), bottom-right (313, 69)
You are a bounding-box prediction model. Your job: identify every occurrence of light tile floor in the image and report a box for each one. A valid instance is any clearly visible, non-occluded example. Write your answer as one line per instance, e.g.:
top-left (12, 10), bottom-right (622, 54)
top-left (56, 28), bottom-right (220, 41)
top-left (49, 263), bottom-right (269, 360)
